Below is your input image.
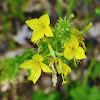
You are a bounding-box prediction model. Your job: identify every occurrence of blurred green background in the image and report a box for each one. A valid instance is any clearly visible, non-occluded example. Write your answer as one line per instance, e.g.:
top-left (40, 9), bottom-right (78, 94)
top-left (0, 0), bottom-right (100, 100)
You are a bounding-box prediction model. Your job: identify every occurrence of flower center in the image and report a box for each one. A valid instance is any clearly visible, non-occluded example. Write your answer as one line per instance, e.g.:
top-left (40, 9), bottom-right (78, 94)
top-left (72, 47), bottom-right (74, 50)
top-left (42, 25), bottom-right (45, 28)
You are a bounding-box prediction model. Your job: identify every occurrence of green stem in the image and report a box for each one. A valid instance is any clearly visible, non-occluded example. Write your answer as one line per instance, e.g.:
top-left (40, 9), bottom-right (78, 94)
top-left (47, 43), bottom-right (56, 58)
top-left (56, 0), bottom-right (63, 18)
top-left (83, 58), bottom-right (95, 87)
top-left (58, 57), bottom-right (62, 72)
top-left (83, 22), bottom-right (93, 33)
top-left (67, 14), bottom-right (75, 22)
top-left (55, 51), bottom-right (64, 56)
top-left (80, 22), bottom-right (93, 34)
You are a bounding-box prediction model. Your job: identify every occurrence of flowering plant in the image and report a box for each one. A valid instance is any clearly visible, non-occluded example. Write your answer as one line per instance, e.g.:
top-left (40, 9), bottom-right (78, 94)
top-left (19, 14), bottom-right (93, 86)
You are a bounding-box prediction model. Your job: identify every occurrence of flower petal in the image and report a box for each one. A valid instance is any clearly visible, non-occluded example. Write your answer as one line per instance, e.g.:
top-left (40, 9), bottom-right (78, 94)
top-left (74, 47), bottom-right (87, 59)
top-left (44, 26), bottom-right (54, 37)
top-left (39, 14), bottom-right (50, 26)
top-left (28, 64), bottom-right (41, 84)
top-left (19, 60), bottom-right (35, 69)
top-left (70, 35), bottom-right (79, 47)
top-left (32, 54), bottom-right (43, 62)
top-left (64, 48), bottom-right (73, 60)
top-left (62, 63), bottom-right (71, 77)
top-left (31, 31), bottom-right (44, 42)
top-left (56, 66), bottom-right (61, 74)
top-left (40, 62), bottom-right (52, 73)
top-left (25, 19), bottom-right (40, 31)
top-left (64, 40), bottom-right (71, 49)
top-left (71, 27), bottom-right (79, 35)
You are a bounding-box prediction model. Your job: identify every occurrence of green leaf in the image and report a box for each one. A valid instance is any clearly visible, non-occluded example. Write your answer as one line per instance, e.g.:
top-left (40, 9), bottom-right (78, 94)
top-left (91, 62), bottom-right (100, 79)
top-left (32, 91), bottom-right (61, 100)
top-left (70, 85), bottom-right (100, 100)
top-left (47, 91), bottom-right (61, 100)
top-left (32, 91), bottom-right (47, 100)
top-left (95, 8), bottom-right (100, 16)
top-left (0, 48), bottom-right (36, 84)
top-left (87, 86), bottom-right (100, 100)
top-left (0, 58), bottom-right (19, 83)
top-left (70, 86), bottom-right (88, 100)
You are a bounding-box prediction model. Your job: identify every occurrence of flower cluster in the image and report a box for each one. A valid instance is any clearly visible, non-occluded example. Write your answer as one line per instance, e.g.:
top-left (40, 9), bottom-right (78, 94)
top-left (19, 14), bottom-right (93, 86)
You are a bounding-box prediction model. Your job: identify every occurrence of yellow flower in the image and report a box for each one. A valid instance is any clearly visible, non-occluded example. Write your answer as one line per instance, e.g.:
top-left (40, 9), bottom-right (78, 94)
top-left (25, 14), bottom-right (54, 42)
top-left (56, 63), bottom-right (71, 77)
top-left (62, 63), bottom-right (71, 77)
top-left (19, 54), bottom-right (52, 84)
top-left (49, 57), bottom-right (58, 68)
top-left (64, 35), bottom-right (86, 60)
top-left (71, 27), bottom-right (86, 51)
top-left (56, 63), bottom-right (71, 85)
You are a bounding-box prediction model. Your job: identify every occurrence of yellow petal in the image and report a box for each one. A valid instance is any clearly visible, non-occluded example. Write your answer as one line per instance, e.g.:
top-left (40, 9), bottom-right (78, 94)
top-left (28, 64), bottom-right (41, 84)
top-left (56, 66), bottom-right (61, 74)
top-left (39, 14), bottom-right (50, 26)
top-left (32, 54), bottom-right (43, 62)
top-left (62, 63), bottom-right (71, 77)
top-left (31, 31), bottom-right (44, 42)
top-left (19, 60), bottom-right (35, 69)
top-left (64, 40), bottom-right (71, 48)
top-left (64, 48), bottom-right (73, 60)
top-left (25, 19), bottom-right (40, 31)
top-left (74, 47), bottom-right (87, 59)
top-left (40, 62), bottom-right (52, 72)
top-left (44, 26), bottom-right (54, 37)
top-left (42, 36), bottom-right (47, 42)
top-left (70, 35), bottom-right (79, 48)
top-left (33, 40), bottom-right (40, 44)
top-left (71, 27), bottom-right (79, 35)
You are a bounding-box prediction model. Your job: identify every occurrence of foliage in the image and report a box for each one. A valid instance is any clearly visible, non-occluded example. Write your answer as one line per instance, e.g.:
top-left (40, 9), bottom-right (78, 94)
top-left (67, 0), bottom-right (77, 16)
top-left (6, 0), bottom-right (26, 20)
top-left (32, 91), bottom-right (61, 100)
top-left (56, 0), bottom-right (63, 18)
top-left (0, 48), bottom-right (36, 84)
top-left (70, 85), bottom-right (100, 100)
top-left (95, 8), bottom-right (100, 16)
top-left (0, 0), bottom-right (27, 34)
top-left (0, 58), bottom-right (19, 83)
top-left (92, 62), bottom-right (100, 79)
